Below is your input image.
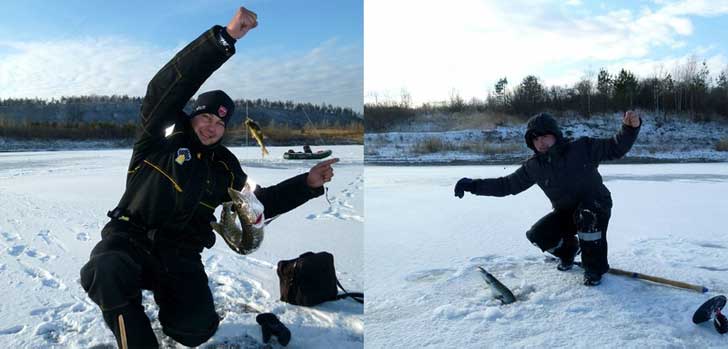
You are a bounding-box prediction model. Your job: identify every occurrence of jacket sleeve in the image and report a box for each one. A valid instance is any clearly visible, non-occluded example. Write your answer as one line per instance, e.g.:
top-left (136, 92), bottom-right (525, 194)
top-left (254, 173), bottom-right (325, 218)
top-left (471, 165), bottom-right (535, 197)
top-left (132, 25), bottom-right (236, 158)
top-left (588, 122), bottom-right (641, 162)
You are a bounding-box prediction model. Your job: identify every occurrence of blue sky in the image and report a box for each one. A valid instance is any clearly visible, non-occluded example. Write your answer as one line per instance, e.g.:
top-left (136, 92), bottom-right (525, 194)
top-left (365, 0), bottom-right (728, 106)
top-left (0, 0), bottom-right (363, 111)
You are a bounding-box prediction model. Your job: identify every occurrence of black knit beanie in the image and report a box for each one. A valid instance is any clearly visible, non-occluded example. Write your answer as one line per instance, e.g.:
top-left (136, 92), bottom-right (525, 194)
top-left (191, 90), bottom-right (235, 126)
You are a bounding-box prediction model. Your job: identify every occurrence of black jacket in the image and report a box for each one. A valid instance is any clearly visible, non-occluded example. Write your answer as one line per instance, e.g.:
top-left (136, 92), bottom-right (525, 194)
top-left (108, 26), bottom-right (322, 250)
top-left (471, 113), bottom-right (640, 211)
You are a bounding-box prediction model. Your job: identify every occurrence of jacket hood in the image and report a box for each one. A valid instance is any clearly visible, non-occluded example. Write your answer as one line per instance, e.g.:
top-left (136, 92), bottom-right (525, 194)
top-left (524, 112), bottom-right (564, 152)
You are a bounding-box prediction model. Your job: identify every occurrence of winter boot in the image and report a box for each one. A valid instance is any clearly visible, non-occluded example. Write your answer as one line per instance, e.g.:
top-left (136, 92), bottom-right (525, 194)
top-left (583, 272), bottom-right (602, 286)
top-left (256, 313), bottom-right (291, 346)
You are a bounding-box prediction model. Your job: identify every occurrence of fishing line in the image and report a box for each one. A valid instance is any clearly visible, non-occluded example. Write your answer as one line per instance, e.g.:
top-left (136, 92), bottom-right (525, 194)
top-left (301, 106), bottom-right (333, 207)
top-left (324, 187), bottom-right (332, 206)
top-left (301, 107), bottom-right (326, 146)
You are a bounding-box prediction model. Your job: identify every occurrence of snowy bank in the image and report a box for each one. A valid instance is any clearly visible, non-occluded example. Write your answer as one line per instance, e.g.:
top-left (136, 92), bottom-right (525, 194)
top-left (364, 113), bottom-right (728, 164)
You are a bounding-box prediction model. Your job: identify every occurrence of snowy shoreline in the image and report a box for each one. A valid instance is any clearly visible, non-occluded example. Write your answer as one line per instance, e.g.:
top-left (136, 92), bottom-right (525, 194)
top-left (364, 113), bottom-right (728, 165)
top-left (0, 138), bottom-right (362, 153)
top-left (365, 157), bottom-right (728, 166)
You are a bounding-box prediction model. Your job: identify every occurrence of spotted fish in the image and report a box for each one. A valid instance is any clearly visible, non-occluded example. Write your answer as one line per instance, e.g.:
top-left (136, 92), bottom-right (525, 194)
top-left (211, 184), bottom-right (265, 254)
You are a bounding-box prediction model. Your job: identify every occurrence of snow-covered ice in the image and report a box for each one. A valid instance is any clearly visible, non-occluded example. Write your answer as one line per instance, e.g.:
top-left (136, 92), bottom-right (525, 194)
top-left (365, 163), bottom-right (728, 348)
top-left (0, 145), bottom-right (363, 348)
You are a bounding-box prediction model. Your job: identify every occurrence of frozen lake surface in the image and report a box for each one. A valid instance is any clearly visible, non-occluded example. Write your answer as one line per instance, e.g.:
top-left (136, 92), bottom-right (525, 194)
top-left (0, 145), bottom-right (363, 348)
top-left (365, 163), bottom-right (728, 348)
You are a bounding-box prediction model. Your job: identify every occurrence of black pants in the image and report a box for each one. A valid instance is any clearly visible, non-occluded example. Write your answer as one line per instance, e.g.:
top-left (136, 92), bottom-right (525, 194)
top-left (80, 227), bottom-right (219, 348)
top-left (526, 201), bottom-right (611, 275)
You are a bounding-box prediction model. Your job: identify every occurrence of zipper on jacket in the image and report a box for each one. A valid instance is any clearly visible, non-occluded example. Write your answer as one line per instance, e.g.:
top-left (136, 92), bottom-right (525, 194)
top-left (127, 164), bottom-right (141, 174)
top-left (143, 159), bottom-right (183, 192)
top-left (199, 201), bottom-right (216, 210)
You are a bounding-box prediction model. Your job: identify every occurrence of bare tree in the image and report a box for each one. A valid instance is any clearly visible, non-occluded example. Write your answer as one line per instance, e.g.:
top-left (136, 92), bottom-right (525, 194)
top-left (576, 69), bottom-right (595, 117)
top-left (400, 88), bottom-right (412, 109)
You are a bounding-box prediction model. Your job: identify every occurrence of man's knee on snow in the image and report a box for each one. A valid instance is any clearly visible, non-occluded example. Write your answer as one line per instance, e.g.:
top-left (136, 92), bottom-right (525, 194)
top-left (80, 251), bottom-right (141, 310)
top-left (162, 311), bottom-right (220, 347)
top-left (526, 228), bottom-right (556, 252)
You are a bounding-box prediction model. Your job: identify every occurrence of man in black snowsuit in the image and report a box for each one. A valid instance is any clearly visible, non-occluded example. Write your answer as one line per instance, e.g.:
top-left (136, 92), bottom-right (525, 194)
top-left (454, 111), bottom-right (641, 286)
top-left (80, 7), bottom-right (337, 348)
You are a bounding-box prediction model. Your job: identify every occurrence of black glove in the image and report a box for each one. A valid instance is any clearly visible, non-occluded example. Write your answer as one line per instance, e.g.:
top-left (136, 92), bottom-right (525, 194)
top-left (256, 313), bottom-right (291, 346)
top-left (454, 178), bottom-right (475, 198)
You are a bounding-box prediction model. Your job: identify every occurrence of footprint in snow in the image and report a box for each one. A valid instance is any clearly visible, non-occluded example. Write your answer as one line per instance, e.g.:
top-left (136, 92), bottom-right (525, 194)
top-left (1, 231), bottom-right (20, 242)
top-left (202, 333), bottom-right (262, 348)
top-left (32, 302), bottom-right (94, 346)
top-left (8, 244), bottom-right (25, 256)
top-left (76, 232), bottom-right (90, 241)
top-left (693, 241), bottom-right (727, 249)
top-left (404, 268), bottom-right (456, 282)
top-left (307, 201), bottom-right (363, 222)
top-left (20, 262), bottom-right (65, 289)
top-left (37, 229), bottom-right (69, 252)
top-left (0, 325), bottom-right (24, 335)
top-left (696, 265), bottom-right (728, 272)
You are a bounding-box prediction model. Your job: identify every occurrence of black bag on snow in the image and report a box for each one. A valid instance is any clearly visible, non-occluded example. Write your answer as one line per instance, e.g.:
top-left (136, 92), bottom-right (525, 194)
top-left (277, 251), bottom-right (363, 306)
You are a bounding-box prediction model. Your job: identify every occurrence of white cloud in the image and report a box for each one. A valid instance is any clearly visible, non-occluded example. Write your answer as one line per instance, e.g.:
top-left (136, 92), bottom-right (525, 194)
top-left (604, 53), bottom-right (727, 81)
top-left (0, 35), bottom-right (362, 111)
top-left (365, 0), bottom-right (728, 105)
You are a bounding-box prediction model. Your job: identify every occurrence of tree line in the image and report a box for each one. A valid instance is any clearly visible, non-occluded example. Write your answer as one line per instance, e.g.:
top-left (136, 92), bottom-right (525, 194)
top-left (366, 57), bottom-right (728, 131)
top-left (0, 95), bottom-right (361, 127)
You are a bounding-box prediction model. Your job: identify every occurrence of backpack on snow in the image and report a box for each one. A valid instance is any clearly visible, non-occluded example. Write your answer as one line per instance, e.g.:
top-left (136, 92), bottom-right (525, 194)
top-left (277, 251), bottom-right (363, 306)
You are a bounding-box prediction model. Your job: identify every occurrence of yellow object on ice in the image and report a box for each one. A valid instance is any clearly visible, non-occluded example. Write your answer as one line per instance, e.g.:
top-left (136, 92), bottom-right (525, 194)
top-left (245, 118), bottom-right (269, 157)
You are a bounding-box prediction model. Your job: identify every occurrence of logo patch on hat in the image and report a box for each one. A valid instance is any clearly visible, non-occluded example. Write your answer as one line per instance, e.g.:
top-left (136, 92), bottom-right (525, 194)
top-left (175, 148), bottom-right (192, 165)
top-left (218, 105), bottom-right (228, 118)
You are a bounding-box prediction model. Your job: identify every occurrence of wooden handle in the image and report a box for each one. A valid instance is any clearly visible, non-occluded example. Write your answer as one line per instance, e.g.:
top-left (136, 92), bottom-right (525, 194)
top-left (607, 267), bottom-right (707, 293)
top-left (573, 262), bottom-right (708, 293)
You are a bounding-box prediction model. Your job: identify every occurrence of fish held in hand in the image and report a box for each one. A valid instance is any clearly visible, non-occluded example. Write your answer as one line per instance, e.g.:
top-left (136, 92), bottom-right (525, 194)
top-left (210, 184), bottom-right (265, 254)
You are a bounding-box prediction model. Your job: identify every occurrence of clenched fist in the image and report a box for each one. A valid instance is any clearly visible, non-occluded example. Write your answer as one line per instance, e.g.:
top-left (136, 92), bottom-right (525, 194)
top-left (623, 110), bottom-right (641, 128)
top-left (226, 6), bottom-right (258, 39)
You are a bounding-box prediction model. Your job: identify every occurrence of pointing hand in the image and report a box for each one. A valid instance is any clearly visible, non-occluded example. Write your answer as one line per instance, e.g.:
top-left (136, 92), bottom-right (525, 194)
top-left (307, 158), bottom-right (339, 188)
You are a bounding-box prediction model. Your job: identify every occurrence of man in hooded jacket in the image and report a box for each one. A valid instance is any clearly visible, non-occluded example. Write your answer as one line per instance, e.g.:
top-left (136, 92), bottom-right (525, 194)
top-left (454, 111), bottom-right (641, 286)
top-left (79, 7), bottom-right (337, 348)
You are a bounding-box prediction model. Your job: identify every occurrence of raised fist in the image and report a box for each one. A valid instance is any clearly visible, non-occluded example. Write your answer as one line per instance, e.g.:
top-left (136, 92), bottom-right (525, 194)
top-left (226, 6), bottom-right (258, 40)
top-left (623, 110), bottom-right (641, 127)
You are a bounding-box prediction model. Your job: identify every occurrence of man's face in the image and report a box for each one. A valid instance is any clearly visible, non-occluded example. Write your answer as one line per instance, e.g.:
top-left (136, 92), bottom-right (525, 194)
top-left (533, 133), bottom-right (556, 153)
top-left (191, 113), bottom-right (225, 145)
